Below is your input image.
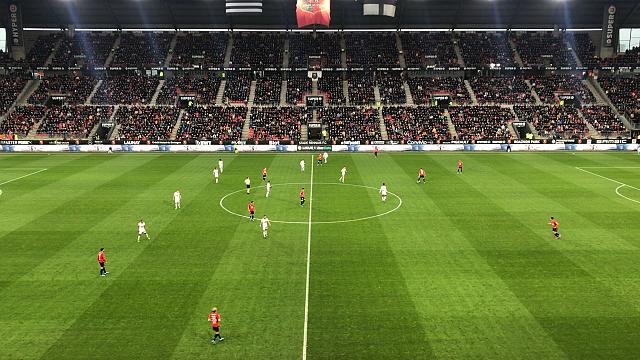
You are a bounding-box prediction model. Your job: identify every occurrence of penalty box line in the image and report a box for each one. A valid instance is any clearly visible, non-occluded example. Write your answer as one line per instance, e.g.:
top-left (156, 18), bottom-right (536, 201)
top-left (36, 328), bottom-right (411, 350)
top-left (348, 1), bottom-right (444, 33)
top-left (0, 168), bottom-right (48, 186)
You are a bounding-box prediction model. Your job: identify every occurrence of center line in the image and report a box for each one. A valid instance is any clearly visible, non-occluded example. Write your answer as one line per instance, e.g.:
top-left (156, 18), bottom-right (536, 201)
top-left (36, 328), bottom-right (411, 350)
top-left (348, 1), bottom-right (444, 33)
top-left (0, 168), bottom-right (48, 186)
top-left (302, 155), bottom-right (314, 360)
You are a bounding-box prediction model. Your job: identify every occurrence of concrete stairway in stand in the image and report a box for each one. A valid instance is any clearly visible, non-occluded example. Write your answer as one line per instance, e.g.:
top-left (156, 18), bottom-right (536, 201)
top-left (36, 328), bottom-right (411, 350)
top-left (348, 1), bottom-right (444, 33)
top-left (170, 109), bottom-right (186, 140)
top-left (525, 80), bottom-right (543, 105)
top-left (444, 110), bottom-right (458, 139)
top-left (464, 80), bottom-right (478, 105)
top-left (395, 32), bottom-right (407, 68)
top-left (15, 79), bottom-right (40, 106)
top-left (282, 38), bottom-right (289, 68)
top-left (280, 80), bottom-right (287, 106)
top-left (509, 38), bottom-right (525, 67)
top-left (403, 82), bottom-right (414, 105)
top-left (241, 107), bottom-right (252, 141)
top-left (150, 80), bottom-right (165, 105)
top-left (374, 86), bottom-right (381, 104)
top-left (86, 80), bottom-right (103, 105)
top-left (379, 109), bottom-right (389, 141)
top-left (223, 35), bottom-right (234, 67)
top-left (248, 81), bottom-right (257, 106)
top-left (300, 124), bottom-right (308, 142)
top-left (340, 35), bottom-right (347, 67)
top-left (164, 33), bottom-right (178, 67)
top-left (104, 34), bottom-right (121, 68)
top-left (453, 38), bottom-right (466, 67)
top-left (343, 80), bottom-right (350, 106)
top-left (26, 112), bottom-right (48, 139)
top-left (216, 80), bottom-right (226, 105)
top-left (578, 110), bottom-right (601, 139)
top-left (583, 80), bottom-right (606, 105)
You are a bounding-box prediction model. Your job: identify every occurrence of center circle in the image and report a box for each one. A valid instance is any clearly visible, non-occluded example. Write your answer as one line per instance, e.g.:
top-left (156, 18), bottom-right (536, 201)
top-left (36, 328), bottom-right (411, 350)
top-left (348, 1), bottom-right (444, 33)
top-left (219, 182), bottom-right (403, 224)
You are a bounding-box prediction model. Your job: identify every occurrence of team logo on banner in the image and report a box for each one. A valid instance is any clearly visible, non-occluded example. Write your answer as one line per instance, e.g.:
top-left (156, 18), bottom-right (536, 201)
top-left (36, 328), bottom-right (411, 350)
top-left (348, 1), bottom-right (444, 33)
top-left (296, 0), bottom-right (330, 28)
top-left (603, 5), bottom-right (617, 48)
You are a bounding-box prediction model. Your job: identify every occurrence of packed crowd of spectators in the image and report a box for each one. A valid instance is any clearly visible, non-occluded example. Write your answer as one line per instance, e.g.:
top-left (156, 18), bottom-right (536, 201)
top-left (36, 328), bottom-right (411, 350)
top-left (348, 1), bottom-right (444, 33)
top-left (600, 47), bottom-right (640, 67)
top-left (223, 72), bottom-right (251, 103)
top-left (230, 33), bottom-right (284, 67)
top-left (178, 106), bottom-right (246, 142)
top-left (514, 105), bottom-right (587, 139)
top-left (400, 32), bottom-right (458, 67)
top-left (111, 33), bottom-right (172, 67)
top-left (347, 73), bottom-right (376, 105)
top-left (171, 33), bottom-right (228, 68)
top-left (346, 33), bottom-right (399, 67)
top-left (459, 32), bottom-right (515, 67)
top-left (50, 32), bottom-right (117, 68)
top-left (115, 106), bottom-right (179, 141)
top-left (567, 33), bottom-right (600, 68)
top-left (36, 105), bottom-right (112, 138)
top-left (318, 72), bottom-right (346, 105)
top-left (286, 73), bottom-right (312, 105)
top-left (253, 72), bottom-right (282, 105)
top-left (408, 76), bottom-right (471, 105)
top-left (0, 76), bottom-right (28, 115)
top-left (529, 74), bottom-right (595, 104)
top-left (157, 76), bottom-right (221, 105)
top-left (599, 75), bottom-right (640, 122)
top-left (377, 72), bottom-right (406, 105)
top-left (249, 107), bottom-right (308, 142)
top-left (383, 106), bottom-right (449, 142)
top-left (24, 33), bottom-right (62, 68)
top-left (512, 32), bottom-right (577, 67)
top-left (28, 74), bottom-right (97, 105)
top-left (581, 105), bottom-right (627, 137)
top-left (0, 106), bottom-right (47, 136)
top-left (288, 33), bottom-right (342, 68)
top-left (449, 106), bottom-right (513, 141)
top-left (319, 107), bottom-right (382, 142)
top-left (470, 76), bottom-right (535, 104)
top-left (92, 75), bottom-right (160, 105)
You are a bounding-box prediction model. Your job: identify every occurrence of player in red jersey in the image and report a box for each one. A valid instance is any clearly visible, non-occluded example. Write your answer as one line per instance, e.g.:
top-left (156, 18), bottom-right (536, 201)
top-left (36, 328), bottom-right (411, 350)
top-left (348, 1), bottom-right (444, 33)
top-left (548, 217), bottom-right (561, 239)
top-left (97, 248), bottom-right (109, 277)
top-left (374, 146), bottom-right (379, 159)
top-left (417, 168), bottom-right (426, 183)
top-left (457, 160), bottom-right (463, 174)
top-left (317, 153), bottom-right (323, 166)
top-left (262, 167), bottom-right (267, 181)
top-left (248, 201), bottom-right (255, 221)
top-left (207, 307), bottom-right (224, 344)
top-left (300, 187), bottom-right (305, 206)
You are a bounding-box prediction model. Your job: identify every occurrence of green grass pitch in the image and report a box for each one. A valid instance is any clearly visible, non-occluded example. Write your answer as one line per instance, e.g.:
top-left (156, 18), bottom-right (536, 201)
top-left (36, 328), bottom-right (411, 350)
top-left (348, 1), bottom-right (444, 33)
top-left (1, 151), bottom-right (640, 359)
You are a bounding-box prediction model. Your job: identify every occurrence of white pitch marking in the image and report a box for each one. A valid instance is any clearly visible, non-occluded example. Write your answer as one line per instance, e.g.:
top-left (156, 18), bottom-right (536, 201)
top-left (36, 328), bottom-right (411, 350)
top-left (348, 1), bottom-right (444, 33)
top-left (576, 166), bottom-right (640, 204)
top-left (302, 155), bottom-right (314, 360)
top-left (0, 168), bottom-right (48, 186)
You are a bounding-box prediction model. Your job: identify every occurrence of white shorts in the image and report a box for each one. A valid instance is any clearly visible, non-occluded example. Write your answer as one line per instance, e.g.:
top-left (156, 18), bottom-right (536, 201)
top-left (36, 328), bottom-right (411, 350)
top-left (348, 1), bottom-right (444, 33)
top-left (138, 229), bottom-right (147, 235)
top-left (381, 192), bottom-right (387, 197)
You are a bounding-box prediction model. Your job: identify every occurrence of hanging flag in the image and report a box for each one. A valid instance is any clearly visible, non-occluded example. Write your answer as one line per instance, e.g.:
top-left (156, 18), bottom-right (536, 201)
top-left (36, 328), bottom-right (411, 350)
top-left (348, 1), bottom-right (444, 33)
top-left (297, 0), bottom-right (331, 28)
top-left (226, 0), bottom-right (262, 15)
top-left (363, 0), bottom-right (397, 17)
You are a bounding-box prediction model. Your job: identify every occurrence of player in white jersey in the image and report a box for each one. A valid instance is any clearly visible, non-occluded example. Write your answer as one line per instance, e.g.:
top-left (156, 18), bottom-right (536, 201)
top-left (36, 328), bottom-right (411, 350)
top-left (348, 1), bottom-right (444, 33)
top-left (339, 166), bottom-right (347, 183)
top-left (300, 159), bottom-right (305, 172)
top-left (213, 167), bottom-right (219, 183)
top-left (379, 183), bottom-right (388, 202)
top-left (244, 177), bottom-right (251, 195)
top-left (260, 215), bottom-right (272, 239)
top-left (137, 219), bottom-right (150, 242)
top-left (323, 152), bottom-right (329, 164)
top-left (266, 180), bottom-right (272, 198)
top-left (173, 190), bottom-right (181, 209)
top-left (218, 159), bottom-right (224, 173)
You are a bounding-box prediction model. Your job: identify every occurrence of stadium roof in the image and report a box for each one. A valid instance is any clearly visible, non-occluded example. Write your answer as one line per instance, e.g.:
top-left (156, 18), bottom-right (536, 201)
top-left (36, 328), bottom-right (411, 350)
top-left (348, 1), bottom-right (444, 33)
top-left (3, 0), bottom-right (640, 30)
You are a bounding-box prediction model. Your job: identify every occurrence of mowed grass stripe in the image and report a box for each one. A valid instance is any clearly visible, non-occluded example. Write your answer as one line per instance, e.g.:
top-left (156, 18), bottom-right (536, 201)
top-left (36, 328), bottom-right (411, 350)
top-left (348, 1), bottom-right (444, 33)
top-left (427, 155), bottom-right (640, 359)
top-left (373, 154), bottom-right (566, 359)
top-left (0, 155), bottom-right (204, 360)
top-left (34, 155), bottom-right (221, 359)
top-left (169, 154), bottom-right (309, 359)
top-left (307, 153), bottom-right (434, 359)
top-left (0, 155), bottom-right (157, 286)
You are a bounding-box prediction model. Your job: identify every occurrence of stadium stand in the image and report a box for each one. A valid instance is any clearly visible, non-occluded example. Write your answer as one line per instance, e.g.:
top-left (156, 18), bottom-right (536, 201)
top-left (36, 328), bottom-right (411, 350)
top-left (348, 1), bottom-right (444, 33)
top-left (581, 105), bottom-right (628, 136)
top-left (512, 32), bottom-right (577, 67)
top-left (249, 107), bottom-right (308, 142)
top-left (0, 76), bottom-right (28, 115)
top-left (458, 32), bottom-right (516, 67)
top-left (24, 33), bottom-right (63, 68)
top-left (287, 73), bottom-right (312, 105)
top-left (115, 106), bottom-right (179, 141)
top-left (254, 72), bottom-right (283, 106)
top-left (92, 76), bottom-right (160, 105)
top-left (383, 106), bottom-right (450, 142)
top-left (223, 72), bottom-right (251, 104)
top-left (111, 32), bottom-right (172, 68)
top-left (347, 73), bottom-right (376, 105)
top-left (177, 106), bottom-right (247, 142)
top-left (0, 105), bottom-right (47, 137)
top-left (319, 107), bottom-right (382, 142)
top-left (377, 72), bottom-right (406, 105)
top-left (156, 76), bottom-right (221, 105)
top-left (36, 105), bottom-right (112, 138)
top-left (288, 33), bottom-right (342, 67)
top-left (171, 32), bottom-right (228, 68)
top-left (28, 74), bottom-right (97, 105)
top-left (230, 33), bottom-right (284, 67)
top-left (400, 32), bottom-right (458, 66)
top-left (599, 75), bottom-right (640, 122)
top-left (407, 76), bottom-right (471, 105)
top-left (529, 74), bottom-right (595, 104)
top-left (470, 76), bottom-right (535, 104)
top-left (449, 106), bottom-right (514, 141)
top-left (50, 32), bottom-right (117, 68)
top-left (345, 33), bottom-right (399, 67)
top-left (514, 105), bottom-right (588, 139)
top-left (567, 32), bottom-right (600, 68)
top-left (318, 72), bottom-right (346, 105)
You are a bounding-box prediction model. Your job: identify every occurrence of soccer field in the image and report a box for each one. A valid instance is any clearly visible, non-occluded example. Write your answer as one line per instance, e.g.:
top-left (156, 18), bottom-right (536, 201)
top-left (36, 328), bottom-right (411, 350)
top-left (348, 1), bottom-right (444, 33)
top-left (2, 151), bottom-right (640, 359)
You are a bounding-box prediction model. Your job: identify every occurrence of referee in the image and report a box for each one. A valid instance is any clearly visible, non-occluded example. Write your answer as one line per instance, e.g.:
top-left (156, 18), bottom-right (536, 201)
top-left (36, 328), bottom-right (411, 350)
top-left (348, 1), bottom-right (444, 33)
top-left (98, 248), bottom-right (109, 277)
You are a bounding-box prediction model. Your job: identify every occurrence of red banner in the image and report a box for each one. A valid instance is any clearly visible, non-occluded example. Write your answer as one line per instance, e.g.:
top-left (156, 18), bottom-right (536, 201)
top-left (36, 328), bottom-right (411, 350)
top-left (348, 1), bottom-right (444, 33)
top-left (296, 0), bottom-right (330, 28)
